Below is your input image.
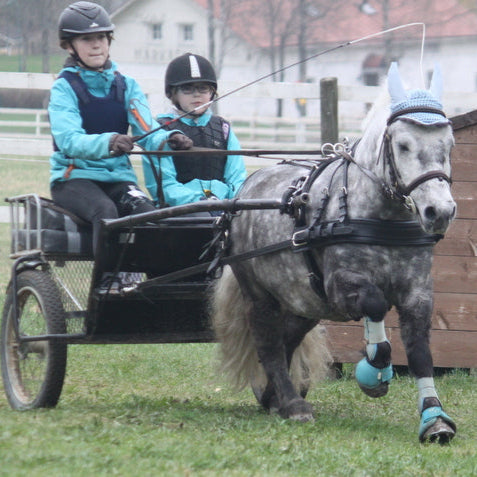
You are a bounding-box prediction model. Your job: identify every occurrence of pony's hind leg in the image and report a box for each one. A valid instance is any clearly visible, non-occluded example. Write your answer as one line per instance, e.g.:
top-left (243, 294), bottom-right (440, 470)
top-left (248, 303), bottom-right (315, 422)
top-left (251, 314), bottom-right (320, 410)
top-left (355, 317), bottom-right (393, 398)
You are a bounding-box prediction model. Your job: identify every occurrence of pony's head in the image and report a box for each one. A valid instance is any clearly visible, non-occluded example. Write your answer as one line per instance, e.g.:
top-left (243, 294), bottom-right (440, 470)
top-left (362, 63), bottom-right (456, 234)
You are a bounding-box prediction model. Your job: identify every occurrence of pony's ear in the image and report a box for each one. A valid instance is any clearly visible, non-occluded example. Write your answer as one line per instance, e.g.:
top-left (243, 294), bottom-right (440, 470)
top-left (429, 63), bottom-right (443, 101)
top-left (387, 62), bottom-right (407, 104)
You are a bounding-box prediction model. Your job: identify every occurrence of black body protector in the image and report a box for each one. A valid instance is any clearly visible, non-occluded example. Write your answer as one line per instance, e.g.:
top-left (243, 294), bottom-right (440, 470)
top-left (53, 70), bottom-right (128, 151)
top-left (159, 116), bottom-right (230, 184)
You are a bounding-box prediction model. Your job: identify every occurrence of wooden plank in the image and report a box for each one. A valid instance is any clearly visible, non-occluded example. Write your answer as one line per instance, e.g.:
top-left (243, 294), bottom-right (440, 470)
top-left (450, 144), bottom-right (477, 181)
top-left (382, 295), bottom-right (477, 332)
top-left (451, 182), bottom-right (477, 220)
top-left (322, 293), bottom-right (477, 332)
top-left (451, 109), bottom-right (477, 131)
top-left (323, 323), bottom-right (477, 367)
top-left (433, 255), bottom-right (477, 294)
top-left (434, 218), bottom-right (477, 256)
top-left (432, 292), bottom-right (477, 331)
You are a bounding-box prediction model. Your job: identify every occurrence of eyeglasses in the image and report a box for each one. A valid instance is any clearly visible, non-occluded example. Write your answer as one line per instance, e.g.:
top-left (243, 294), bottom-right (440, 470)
top-left (177, 84), bottom-right (213, 95)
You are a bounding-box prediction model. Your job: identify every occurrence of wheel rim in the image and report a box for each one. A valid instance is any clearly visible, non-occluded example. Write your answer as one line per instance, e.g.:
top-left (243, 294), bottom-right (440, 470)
top-left (4, 286), bottom-right (50, 406)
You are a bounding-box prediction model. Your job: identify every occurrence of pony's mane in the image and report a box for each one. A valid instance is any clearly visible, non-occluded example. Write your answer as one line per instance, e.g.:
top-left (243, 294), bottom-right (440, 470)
top-left (355, 86), bottom-right (390, 161)
top-left (361, 86), bottom-right (390, 133)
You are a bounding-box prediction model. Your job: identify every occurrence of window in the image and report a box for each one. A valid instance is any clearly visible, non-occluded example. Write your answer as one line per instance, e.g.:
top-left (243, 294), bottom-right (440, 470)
top-left (179, 24), bottom-right (194, 42)
top-left (151, 23), bottom-right (162, 40)
top-left (361, 53), bottom-right (385, 86)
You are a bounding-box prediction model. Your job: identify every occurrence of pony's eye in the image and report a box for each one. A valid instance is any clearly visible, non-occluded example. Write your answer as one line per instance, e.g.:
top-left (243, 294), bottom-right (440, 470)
top-left (398, 143), bottom-right (410, 153)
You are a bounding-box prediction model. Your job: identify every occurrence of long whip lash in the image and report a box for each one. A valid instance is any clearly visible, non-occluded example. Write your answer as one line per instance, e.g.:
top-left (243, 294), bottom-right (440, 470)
top-left (132, 22), bottom-right (426, 143)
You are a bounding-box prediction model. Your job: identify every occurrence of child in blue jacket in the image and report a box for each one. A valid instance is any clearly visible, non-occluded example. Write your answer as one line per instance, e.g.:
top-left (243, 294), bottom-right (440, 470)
top-left (49, 2), bottom-right (192, 292)
top-left (49, 2), bottom-right (192, 261)
top-left (142, 53), bottom-right (246, 208)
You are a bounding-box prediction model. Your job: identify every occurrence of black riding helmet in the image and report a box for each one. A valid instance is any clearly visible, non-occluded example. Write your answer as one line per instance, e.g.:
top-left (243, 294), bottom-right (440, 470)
top-left (165, 53), bottom-right (217, 98)
top-left (59, 1), bottom-right (114, 48)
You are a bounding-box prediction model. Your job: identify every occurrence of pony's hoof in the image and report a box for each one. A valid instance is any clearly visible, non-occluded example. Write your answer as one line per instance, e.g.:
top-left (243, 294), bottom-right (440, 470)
top-left (419, 407), bottom-right (456, 444)
top-left (279, 398), bottom-right (314, 422)
top-left (355, 358), bottom-right (393, 398)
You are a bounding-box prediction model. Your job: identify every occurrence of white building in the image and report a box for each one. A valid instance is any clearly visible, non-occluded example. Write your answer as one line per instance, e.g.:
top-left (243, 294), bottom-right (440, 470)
top-left (110, 0), bottom-right (477, 117)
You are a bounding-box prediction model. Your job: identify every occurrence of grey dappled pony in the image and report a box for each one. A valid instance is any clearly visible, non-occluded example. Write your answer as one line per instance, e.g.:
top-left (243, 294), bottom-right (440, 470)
top-left (211, 63), bottom-right (457, 443)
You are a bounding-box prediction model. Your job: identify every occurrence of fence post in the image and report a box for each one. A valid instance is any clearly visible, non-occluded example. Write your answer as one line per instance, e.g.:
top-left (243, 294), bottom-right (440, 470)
top-left (320, 77), bottom-right (338, 144)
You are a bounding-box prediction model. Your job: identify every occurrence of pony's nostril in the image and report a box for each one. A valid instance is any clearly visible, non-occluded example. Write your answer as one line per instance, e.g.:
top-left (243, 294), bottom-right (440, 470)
top-left (425, 207), bottom-right (437, 221)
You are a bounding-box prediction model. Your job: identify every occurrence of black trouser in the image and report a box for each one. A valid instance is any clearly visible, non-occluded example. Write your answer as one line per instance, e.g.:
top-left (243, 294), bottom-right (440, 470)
top-left (51, 179), bottom-right (155, 256)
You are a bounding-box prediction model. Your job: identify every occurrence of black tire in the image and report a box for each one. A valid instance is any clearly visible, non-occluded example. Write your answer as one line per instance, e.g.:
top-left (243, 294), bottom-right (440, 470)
top-left (1, 270), bottom-right (67, 410)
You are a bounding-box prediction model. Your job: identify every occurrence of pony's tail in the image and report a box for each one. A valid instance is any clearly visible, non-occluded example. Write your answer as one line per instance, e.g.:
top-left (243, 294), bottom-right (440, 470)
top-left (210, 266), bottom-right (332, 393)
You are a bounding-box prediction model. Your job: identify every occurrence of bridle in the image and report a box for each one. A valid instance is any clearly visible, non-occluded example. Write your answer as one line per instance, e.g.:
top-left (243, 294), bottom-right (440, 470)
top-left (378, 107), bottom-right (453, 213)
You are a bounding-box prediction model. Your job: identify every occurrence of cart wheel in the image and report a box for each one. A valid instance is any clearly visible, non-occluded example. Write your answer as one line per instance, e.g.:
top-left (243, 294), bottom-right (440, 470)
top-left (1, 270), bottom-right (67, 410)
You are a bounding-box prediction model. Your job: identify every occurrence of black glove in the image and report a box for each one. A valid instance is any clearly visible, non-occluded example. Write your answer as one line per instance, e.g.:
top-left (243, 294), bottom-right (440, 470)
top-left (167, 132), bottom-right (193, 150)
top-left (109, 134), bottom-right (134, 155)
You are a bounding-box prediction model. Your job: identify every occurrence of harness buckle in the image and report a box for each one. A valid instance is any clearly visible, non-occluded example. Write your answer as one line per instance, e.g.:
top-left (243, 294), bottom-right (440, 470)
top-left (403, 195), bottom-right (417, 214)
top-left (292, 228), bottom-right (309, 248)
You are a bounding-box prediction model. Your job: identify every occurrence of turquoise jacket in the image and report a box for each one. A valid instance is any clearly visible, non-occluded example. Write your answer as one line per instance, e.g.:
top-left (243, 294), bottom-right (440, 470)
top-left (49, 60), bottom-right (175, 184)
top-left (142, 111), bottom-right (246, 206)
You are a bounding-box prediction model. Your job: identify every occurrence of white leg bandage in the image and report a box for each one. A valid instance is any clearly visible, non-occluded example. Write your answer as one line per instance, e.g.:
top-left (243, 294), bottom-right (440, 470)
top-left (364, 317), bottom-right (387, 359)
top-left (364, 317), bottom-right (387, 343)
top-left (417, 377), bottom-right (439, 412)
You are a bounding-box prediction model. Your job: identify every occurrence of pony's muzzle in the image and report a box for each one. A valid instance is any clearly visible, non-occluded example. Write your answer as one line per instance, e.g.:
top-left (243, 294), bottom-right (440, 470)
top-left (422, 201), bottom-right (456, 234)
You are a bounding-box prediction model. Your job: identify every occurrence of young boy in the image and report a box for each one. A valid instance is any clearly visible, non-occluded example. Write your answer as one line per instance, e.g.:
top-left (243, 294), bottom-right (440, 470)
top-left (49, 2), bottom-right (192, 259)
top-left (142, 53), bottom-right (246, 208)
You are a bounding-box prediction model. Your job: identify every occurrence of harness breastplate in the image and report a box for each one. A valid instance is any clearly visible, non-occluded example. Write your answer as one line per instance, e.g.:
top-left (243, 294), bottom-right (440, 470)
top-left (159, 116), bottom-right (229, 184)
top-left (53, 71), bottom-right (128, 151)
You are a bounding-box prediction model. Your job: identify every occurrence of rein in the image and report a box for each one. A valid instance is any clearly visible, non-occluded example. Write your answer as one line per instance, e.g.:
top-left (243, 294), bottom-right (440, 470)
top-left (135, 107), bottom-right (451, 300)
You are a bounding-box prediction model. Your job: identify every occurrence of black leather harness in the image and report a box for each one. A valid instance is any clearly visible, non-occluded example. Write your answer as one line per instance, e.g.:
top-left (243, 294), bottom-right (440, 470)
top-left (138, 107), bottom-right (451, 300)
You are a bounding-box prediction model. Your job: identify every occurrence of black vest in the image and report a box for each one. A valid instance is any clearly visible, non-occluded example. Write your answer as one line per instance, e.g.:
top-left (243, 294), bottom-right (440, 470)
top-left (53, 70), bottom-right (128, 151)
top-left (159, 116), bottom-right (229, 184)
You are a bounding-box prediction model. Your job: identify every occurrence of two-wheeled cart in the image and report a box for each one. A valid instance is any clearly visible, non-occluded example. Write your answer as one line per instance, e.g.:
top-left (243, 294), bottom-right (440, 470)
top-left (1, 193), bottom-right (280, 409)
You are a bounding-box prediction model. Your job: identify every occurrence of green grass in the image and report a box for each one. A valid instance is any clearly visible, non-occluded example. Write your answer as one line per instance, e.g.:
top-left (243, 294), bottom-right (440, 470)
top-left (0, 343), bottom-right (475, 476)
top-left (0, 157), bottom-right (147, 199)
top-left (0, 54), bottom-right (65, 73)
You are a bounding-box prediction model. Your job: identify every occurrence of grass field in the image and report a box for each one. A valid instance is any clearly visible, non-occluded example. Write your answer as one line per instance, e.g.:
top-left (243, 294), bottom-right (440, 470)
top-left (0, 161), bottom-right (476, 476)
top-left (0, 54), bottom-right (64, 73)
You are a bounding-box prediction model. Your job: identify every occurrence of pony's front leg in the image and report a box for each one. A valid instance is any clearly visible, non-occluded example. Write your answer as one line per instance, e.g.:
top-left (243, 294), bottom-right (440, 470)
top-left (355, 317), bottom-right (393, 397)
top-left (399, 305), bottom-right (457, 443)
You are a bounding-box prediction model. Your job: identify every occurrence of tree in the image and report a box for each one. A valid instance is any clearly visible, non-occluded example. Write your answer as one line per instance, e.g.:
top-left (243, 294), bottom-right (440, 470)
top-left (227, 0), bottom-right (346, 116)
top-left (0, 0), bottom-right (127, 73)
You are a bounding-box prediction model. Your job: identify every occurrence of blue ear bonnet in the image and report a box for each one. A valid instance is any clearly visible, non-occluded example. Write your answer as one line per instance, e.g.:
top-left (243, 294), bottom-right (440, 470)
top-left (390, 90), bottom-right (449, 126)
top-left (387, 62), bottom-right (450, 126)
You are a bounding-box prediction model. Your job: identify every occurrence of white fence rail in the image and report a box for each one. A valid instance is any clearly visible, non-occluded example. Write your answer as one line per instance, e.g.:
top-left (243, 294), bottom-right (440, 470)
top-left (1, 72), bottom-right (476, 156)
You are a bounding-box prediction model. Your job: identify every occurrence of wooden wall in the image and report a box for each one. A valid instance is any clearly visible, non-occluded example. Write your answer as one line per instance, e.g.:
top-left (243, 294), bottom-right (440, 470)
top-left (323, 111), bottom-right (477, 368)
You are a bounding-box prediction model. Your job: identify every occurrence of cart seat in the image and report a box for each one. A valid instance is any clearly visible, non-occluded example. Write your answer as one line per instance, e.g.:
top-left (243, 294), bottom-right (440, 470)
top-left (6, 194), bottom-right (93, 257)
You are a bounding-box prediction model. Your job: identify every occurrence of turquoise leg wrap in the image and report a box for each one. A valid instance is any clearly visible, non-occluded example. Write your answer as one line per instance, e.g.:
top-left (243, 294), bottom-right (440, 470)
top-left (355, 357), bottom-right (393, 391)
top-left (419, 406), bottom-right (457, 443)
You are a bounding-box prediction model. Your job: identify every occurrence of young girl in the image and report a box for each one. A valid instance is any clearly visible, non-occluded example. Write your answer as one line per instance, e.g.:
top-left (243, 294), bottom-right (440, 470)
top-left (49, 2), bottom-right (192, 259)
top-left (142, 53), bottom-right (246, 208)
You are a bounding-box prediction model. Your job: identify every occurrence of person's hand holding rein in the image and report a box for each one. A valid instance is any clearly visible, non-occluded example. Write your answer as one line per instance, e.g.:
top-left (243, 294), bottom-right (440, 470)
top-left (167, 132), bottom-right (193, 150)
top-left (109, 134), bottom-right (134, 155)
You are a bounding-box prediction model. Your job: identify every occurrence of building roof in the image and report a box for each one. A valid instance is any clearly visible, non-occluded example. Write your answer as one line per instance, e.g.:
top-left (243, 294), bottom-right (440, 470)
top-left (113, 0), bottom-right (477, 49)
top-left (193, 0), bottom-right (477, 47)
